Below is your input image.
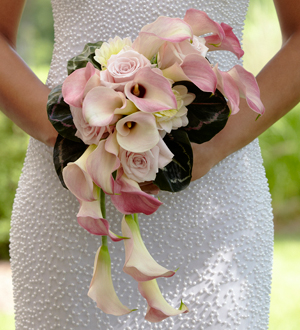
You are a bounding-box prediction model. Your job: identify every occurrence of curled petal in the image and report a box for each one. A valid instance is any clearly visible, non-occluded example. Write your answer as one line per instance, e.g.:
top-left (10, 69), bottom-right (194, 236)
top-left (184, 9), bottom-right (225, 40)
top-left (157, 136), bottom-right (174, 169)
top-left (86, 137), bottom-right (120, 194)
top-left (229, 65), bottom-right (265, 115)
top-left (163, 54), bottom-right (217, 93)
top-left (88, 245), bottom-right (134, 315)
top-left (138, 279), bottom-right (188, 322)
top-left (83, 87), bottom-right (123, 126)
top-left (111, 171), bottom-right (162, 215)
top-left (77, 199), bottom-right (124, 241)
top-left (125, 67), bottom-right (177, 113)
top-left (133, 16), bottom-right (193, 59)
top-left (122, 215), bottom-right (175, 281)
top-left (205, 23), bottom-right (244, 59)
top-left (62, 62), bottom-right (96, 107)
top-left (62, 145), bottom-right (97, 201)
top-left (116, 111), bottom-right (159, 153)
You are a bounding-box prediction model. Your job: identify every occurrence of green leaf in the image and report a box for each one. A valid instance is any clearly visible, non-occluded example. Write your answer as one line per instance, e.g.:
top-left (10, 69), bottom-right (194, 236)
top-left (53, 134), bottom-right (88, 189)
top-left (67, 41), bottom-right (103, 75)
top-left (154, 130), bottom-right (193, 192)
top-left (47, 84), bottom-right (81, 142)
top-left (175, 81), bottom-right (230, 144)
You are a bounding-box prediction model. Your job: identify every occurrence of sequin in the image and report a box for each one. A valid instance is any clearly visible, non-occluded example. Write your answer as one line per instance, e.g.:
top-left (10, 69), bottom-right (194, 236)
top-left (10, 0), bottom-right (273, 329)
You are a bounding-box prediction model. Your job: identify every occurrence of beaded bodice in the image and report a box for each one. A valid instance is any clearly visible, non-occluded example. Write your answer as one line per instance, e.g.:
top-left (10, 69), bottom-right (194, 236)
top-left (47, 0), bottom-right (249, 88)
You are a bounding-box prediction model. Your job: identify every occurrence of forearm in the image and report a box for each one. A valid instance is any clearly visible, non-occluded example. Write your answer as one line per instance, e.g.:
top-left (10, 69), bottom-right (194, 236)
top-left (0, 34), bottom-right (57, 146)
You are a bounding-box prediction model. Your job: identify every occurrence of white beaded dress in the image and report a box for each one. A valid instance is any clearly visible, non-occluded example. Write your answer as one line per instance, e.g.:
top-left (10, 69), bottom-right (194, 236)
top-left (10, 0), bottom-right (274, 329)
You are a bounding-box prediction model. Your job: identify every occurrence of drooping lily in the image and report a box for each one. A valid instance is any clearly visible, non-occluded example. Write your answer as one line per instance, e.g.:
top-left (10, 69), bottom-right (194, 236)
top-left (88, 239), bottom-right (135, 315)
top-left (162, 53), bottom-right (217, 93)
top-left (86, 133), bottom-right (120, 195)
top-left (116, 111), bottom-right (159, 153)
top-left (122, 214), bottom-right (175, 281)
top-left (138, 279), bottom-right (188, 322)
top-left (62, 145), bottom-right (98, 202)
top-left (213, 64), bottom-right (265, 115)
top-left (62, 62), bottom-right (100, 108)
top-left (124, 67), bottom-right (177, 113)
top-left (111, 170), bottom-right (162, 215)
top-left (132, 16), bottom-right (193, 60)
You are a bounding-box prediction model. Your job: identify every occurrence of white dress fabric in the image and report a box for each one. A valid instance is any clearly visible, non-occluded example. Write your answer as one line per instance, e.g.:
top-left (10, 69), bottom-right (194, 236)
top-left (10, 0), bottom-right (274, 329)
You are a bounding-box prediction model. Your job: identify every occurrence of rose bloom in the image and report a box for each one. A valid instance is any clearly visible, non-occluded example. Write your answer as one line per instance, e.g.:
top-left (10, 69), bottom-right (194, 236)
top-left (120, 146), bottom-right (160, 183)
top-left (100, 49), bottom-right (151, 90)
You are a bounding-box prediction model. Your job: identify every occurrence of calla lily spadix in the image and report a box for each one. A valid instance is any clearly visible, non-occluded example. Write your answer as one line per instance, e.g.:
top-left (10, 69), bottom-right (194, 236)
top-left (77, 199), bottom-right (125, 242)
top-left (88, 243), bottom-right (135, 315)
top-left (86, 136), bottom-right (120, 195)
top-left (133, 16), bottom-right (193, 60)
top-left (116, 111), bottom-right (159, 153)
top-left (111, 170), bottom-right (162, 215)
top-left (122, 214), bottom-right (175, 281)
top-left (62, 62), bottom-right (99, 108)
top-left (83, 86), bottom-right (124, 127)
top-left (163, 53), bottom-right (217, 93)
top-left (62, 145), bottom-right (98, 202)
top-left (138, 279), bottom-right (188, 322)
top-left (124, 67), bottom-right (177, 113)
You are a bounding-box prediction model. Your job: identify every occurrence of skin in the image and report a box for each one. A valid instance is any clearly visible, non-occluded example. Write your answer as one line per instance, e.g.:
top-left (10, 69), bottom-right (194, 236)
top-left (0, 0), bottom-right (300, 191)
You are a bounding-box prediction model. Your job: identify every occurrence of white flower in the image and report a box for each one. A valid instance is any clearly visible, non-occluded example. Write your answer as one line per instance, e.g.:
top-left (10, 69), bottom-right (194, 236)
top-left (191, 36), bottom-right (209, 57)
top-left (154, 85), bottom-right (195, 133)
top-left (94, 36), bottom-right (132, 69)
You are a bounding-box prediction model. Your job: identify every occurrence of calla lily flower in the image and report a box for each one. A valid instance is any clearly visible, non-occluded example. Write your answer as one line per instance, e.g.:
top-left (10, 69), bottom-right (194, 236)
top-left (62, 62), bottom-right (100, 108)
top-left (77, 198), bottom-right (124, 242)
top-left (213, 64), bottom-right (265, 115)
top-left (111, 170), bottom-right (162, 215)
top-left (124, 67), bottom-right (177, 113)
top-left (204, 23), bottom-right (244, 59)
top-left (122, 214), bottom-right (175, 281)
top-left (82, 86), bottom-right (124, 127)
top-left (62, 145), bottom-right (98, 201)
top-left (86, 134), bottom-right (120, 195)
top-left (157, 136), bottom-right (174, 169)
top-left (163, 53), bottom-right (217, 93)
top-left (138, 279), bottom-right (188, 322)
top-left (88, 245), bottom-right (134, 315)
top-left (133, 16), bottom-right (193, 60)
top-left (116, 111), bottom-right (159, 153)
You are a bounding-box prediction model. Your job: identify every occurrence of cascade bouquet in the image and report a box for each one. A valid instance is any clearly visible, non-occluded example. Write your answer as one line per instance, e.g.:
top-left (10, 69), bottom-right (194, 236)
top-left (47, 9), bottom-right (264, 322)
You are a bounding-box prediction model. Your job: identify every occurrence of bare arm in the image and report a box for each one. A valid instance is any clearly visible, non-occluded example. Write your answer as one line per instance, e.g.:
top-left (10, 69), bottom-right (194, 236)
top-left (191, 0), bottom-right (300, 180)
top-left (0, 0), bottom-right (57, 147)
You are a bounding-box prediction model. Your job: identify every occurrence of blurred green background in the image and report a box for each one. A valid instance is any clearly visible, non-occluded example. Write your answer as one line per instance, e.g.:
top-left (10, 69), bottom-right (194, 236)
top-left (0, 0), bottom-right (299, 329)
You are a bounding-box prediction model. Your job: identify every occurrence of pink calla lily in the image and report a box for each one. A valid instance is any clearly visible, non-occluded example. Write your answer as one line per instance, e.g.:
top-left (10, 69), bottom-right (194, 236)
top-left (184, 9), bottom-right (225, 42)
top-left (62, 62), bottom-right (99, 107)
top-left (138, 279), bottom-right (188, 322)
top-left (157, 136), bottom-right (174, 169)
top-left (116, 111), bottom-right (159, 153)
top-left (82, 86), bottom-right (124, 127)
top-left (111, 170), bottom-right (162, 215)
top-left (204, 23), bottom-right (244, 59)
top-left (124, 67), bottom-right (177, 113)
top-left (62, 145), bottom-right (98, 201)
top-left (77, 198), bottom-right (124, 242)
top-left (88, 245), bottom-right (134, 315)
top-left (214, 65), bottom-right (265, 115)
top-left (122, 214), bottom-right (175, 281)
top-left (163, 53), bottom-right (217, 93)
top-left (86, 135), bottom-right (120, 195)
top-left (133, 16), bottom-right (193, 60)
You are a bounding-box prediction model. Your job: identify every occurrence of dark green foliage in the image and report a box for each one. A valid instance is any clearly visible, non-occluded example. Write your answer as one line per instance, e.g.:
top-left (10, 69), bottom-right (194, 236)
top-left (174, 81), bottom-right (230, 144)
top-left (47, 85), bottom-right (81, 142)
top-left (154, 130), bottom-right (193, 192)
top-left (53, 135), bottom-right (88, 188)
top-left (67, 42), bottom-right (103, 75)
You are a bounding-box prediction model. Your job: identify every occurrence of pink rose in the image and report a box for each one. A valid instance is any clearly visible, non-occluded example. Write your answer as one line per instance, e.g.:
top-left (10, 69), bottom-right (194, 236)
top-left (70, 106), bottom-right (108, 145)
top-left (100, 49), bottom-right (151, 90)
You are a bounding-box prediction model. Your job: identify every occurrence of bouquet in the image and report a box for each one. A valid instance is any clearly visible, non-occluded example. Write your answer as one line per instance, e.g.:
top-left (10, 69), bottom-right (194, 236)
top-left (47, 8), bottom-right (264, 323)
